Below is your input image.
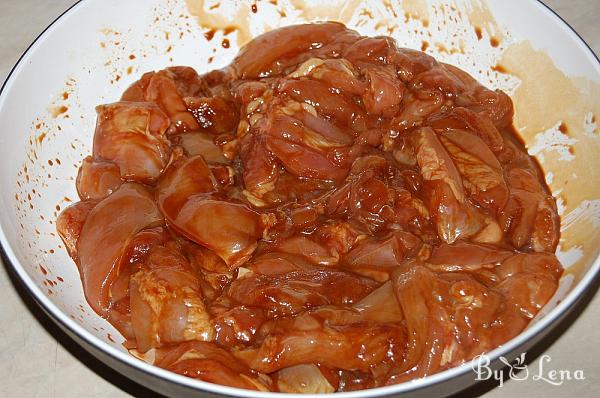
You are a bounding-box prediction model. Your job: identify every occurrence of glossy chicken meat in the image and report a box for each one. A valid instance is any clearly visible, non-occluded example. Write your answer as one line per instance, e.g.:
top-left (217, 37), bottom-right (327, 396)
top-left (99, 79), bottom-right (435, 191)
top-left (57, 22), bottom-right (563, 392)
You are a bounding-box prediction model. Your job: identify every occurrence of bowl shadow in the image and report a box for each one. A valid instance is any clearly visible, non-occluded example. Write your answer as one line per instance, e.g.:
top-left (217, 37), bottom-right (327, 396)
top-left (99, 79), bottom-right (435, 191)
top-left (1, 250), bottom-right (165, 398)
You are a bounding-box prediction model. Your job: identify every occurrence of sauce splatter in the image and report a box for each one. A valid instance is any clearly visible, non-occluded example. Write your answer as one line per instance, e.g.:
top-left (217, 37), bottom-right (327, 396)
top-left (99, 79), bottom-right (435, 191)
top-left (50, 105), bottom-right (68, 118)
top-left (491, 64), bottom-right (507, 73)
top-left (204, 28), bottom-right (216, 41)
top-left (402, 0), bottom-right (430, 27)
top-left (468, 1), bottom-right (505, 44)
top-left (186, 0), bottom-right (254, 45)
top-left (223, 26), bottom-right (236, 35)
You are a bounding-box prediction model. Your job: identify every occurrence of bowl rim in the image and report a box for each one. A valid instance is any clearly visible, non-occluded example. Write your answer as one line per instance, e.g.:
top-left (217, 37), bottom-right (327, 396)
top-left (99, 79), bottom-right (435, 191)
top-left (1, 0), bottom-right (599, 397)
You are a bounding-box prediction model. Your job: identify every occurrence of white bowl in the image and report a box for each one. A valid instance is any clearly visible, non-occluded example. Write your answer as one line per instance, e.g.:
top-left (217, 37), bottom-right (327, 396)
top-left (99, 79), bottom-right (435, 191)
top-left (1, 0), bottom-right (599, 396)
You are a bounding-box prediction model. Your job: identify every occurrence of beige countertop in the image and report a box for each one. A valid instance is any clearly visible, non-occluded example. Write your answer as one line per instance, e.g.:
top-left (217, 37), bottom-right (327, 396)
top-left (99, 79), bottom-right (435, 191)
top-left (1, 1), bottom-right (599, 397)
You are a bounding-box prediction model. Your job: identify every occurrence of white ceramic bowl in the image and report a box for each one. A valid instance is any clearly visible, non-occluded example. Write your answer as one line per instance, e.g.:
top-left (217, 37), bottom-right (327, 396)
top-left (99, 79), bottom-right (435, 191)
top-left (1, 0), bottom-right (599, 397)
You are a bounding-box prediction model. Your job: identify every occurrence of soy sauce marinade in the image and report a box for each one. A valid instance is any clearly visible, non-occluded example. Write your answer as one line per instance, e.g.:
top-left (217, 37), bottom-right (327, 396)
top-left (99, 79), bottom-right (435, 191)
top-left (57, 22), bottom-right (562, 392)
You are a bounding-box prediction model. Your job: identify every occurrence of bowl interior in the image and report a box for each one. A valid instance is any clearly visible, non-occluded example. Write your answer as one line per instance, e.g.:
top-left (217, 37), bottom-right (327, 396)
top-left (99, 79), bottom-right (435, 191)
top-left (1, 0), bottom-right (599, 395)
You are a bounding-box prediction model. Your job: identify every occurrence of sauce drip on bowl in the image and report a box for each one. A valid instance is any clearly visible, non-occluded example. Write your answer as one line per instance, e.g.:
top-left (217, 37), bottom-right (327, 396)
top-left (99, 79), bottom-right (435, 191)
top-left (57, 22), bottom-right (562, 392)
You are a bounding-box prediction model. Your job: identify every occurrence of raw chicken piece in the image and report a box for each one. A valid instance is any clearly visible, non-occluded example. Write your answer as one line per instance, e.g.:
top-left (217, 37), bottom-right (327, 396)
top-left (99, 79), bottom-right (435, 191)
top-left (227, 261), bottom-right (377, 317)
top-left (184, 96), bottom-right (239, 135)
top-left (361, 66), bottom-right (404, 117)
top-left (76, 183), bottom-right (163, 315)
top-left (93, 102), bottom-right (170, 183)
top-left (389, 265), bottom-right (502, 382)
top-left (427, 107), bottom-right (504, 152)
top-left (234, 309), bottom-right (406, 373)
top-left (155, 341), bottom-right (271, 390)
top-left (76, 156), bottom-right (122, 200)
top-left (276, 364), bottom-right (335, 393)
top-left (439, 129), bottom-right (509, 213)
top-left (427, 241), bottom-right (513, 272)
top-left (144, 69), bottom-right (201, 132)
top-left (129, 242), bottom-right (214, 352)
top-left (232, 22), bottom-right (348, 79)
top-left (500, 167), bottom-right (560, 252)
top-left (176, 131), bottom-right (229, 164)
top-left (342, 231), bottom-right (422, 282)
top-left (56, 200), bottom-right (97, 261)
top-left (157, 155), bottom-right (263, 267)
top-left (415, 127), bottom-right (484, 243)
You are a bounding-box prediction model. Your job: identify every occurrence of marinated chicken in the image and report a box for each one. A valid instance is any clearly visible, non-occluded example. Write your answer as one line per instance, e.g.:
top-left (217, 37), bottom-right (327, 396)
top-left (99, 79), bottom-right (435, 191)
top-left (57, 22), bottom-right (562, 392)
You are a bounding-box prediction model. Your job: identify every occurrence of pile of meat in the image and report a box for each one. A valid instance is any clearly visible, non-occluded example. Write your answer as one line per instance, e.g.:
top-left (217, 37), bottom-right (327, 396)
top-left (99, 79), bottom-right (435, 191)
top-left (57, 22), bottom-right (562, 392)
